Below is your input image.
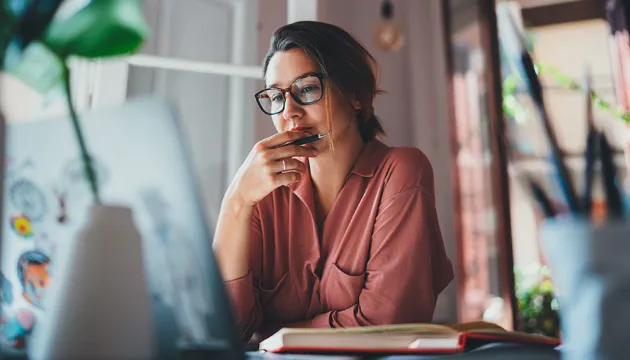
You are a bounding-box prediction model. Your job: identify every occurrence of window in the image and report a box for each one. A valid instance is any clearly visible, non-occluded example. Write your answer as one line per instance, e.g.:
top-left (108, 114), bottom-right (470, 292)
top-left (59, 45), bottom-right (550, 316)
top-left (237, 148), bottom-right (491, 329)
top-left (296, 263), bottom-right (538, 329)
top-left (87, 0), bottom-right (302, 230)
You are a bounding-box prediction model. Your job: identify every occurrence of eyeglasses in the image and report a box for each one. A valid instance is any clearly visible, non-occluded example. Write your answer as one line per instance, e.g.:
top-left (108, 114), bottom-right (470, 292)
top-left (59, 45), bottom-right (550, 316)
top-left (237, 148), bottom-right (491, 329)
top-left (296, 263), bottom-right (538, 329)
top-left (254, 73), bottom-right (325, 115)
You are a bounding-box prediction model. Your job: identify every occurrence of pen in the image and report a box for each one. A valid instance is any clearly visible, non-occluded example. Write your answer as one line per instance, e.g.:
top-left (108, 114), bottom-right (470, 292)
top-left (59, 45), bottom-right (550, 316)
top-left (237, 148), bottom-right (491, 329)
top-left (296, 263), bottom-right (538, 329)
top-left (503, 10), bottom-right (581, 214)
top-left (598, 131), bottom-right (623, 217)
top-left (583, 67), bottom-right (596, 216)
top-left (277, 133), bottom-right (328, 148)
top-left (523, 58), bottom-right (580, 214)
top-left (526, 177), bottom-right (556, 218)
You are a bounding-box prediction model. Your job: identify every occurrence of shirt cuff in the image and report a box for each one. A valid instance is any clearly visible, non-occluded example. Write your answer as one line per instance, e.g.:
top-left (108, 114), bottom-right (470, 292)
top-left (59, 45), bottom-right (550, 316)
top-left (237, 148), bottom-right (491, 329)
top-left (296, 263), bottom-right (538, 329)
top-left (310, 311), bottom-right (334, 328)
top-left (224, 270), bottom-right (255, 320)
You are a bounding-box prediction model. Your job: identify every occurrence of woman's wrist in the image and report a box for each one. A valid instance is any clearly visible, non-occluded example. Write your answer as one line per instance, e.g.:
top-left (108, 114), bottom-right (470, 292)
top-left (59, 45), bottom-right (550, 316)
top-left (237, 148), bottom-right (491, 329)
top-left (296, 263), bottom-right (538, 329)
top-left (222, 190), bottom-right (254, 217)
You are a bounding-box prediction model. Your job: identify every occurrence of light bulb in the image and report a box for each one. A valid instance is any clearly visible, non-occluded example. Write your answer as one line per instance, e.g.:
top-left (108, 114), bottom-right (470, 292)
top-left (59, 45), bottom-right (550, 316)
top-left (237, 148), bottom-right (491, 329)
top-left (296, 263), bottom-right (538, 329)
top-left (373, 0), bottom-right (405, 52)
top-left (373, 20), bottom-right (405, 52)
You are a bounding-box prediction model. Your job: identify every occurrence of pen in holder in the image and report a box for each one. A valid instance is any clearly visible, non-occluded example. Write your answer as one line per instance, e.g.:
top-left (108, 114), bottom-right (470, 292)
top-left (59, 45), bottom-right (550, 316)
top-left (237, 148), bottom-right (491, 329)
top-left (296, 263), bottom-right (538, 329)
top-left (541, 217), bottom-right (630, 360)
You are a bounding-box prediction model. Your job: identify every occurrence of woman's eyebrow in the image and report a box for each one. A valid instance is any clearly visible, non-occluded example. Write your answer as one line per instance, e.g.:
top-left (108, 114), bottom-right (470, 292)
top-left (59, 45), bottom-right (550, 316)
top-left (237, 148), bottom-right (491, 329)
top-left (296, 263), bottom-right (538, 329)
top-left (267, 72), bottom-right (317, 88)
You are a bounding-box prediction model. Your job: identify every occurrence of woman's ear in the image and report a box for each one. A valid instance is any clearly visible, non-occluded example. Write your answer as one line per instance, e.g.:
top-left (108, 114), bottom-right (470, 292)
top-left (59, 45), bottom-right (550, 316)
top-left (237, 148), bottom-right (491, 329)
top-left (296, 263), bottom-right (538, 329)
top-left (351, 98), bottom-right (361, 110)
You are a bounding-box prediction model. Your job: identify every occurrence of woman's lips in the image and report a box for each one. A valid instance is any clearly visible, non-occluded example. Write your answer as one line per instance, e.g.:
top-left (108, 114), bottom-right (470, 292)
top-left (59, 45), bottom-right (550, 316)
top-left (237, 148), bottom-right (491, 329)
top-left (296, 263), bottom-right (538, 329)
top-left (291, 126), bottom-right (314, 134)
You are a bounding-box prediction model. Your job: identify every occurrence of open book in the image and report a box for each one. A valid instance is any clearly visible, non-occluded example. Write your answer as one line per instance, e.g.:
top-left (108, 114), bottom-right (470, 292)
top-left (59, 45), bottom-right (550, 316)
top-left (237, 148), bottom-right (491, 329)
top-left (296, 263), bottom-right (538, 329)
top-left (259, 321), bottom-right (561, 354)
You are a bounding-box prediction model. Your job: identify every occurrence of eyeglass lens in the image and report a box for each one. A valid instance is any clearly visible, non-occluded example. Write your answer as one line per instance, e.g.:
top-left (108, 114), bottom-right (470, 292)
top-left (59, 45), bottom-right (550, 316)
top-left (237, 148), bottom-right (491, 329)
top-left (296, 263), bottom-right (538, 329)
top-left (256, 75), bottom-right (323, 115)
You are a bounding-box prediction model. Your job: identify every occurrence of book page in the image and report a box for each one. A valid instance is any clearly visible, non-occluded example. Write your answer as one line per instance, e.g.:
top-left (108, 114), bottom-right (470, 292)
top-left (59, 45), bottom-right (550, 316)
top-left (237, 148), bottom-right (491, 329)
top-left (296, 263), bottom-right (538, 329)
top-left (446, 321), bottom-right (506, 333)
top-left (279, 323), bottom-right (458, 335)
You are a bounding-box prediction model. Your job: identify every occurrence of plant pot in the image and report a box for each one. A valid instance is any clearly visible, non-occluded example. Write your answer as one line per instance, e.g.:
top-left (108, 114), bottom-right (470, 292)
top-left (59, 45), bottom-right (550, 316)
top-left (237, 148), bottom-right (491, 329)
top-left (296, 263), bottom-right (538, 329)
top-left (541, 217), bottom-right (630, 360)
top-left (28, 204), bottom-right (155, 359)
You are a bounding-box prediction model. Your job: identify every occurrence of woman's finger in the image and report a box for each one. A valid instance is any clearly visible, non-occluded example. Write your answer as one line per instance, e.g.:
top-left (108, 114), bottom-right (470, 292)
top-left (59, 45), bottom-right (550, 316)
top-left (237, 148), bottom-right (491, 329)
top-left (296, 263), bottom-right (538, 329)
top-left (266, 144), bottom-right (317, 161)
top-left (271, 158), bottom-right (307, 174)
top-left (273, 171), bottom-right (301, 187)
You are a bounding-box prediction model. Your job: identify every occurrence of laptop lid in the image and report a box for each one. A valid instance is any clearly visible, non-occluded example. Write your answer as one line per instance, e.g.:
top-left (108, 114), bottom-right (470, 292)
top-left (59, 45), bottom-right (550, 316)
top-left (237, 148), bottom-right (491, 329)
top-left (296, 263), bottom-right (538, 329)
top-left (1, 97), bottom-right (245, 359)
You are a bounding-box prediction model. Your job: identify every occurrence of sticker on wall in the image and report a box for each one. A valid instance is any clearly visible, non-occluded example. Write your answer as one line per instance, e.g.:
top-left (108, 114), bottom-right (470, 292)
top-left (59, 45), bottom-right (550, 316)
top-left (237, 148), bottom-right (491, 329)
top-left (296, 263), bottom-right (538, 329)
top-left (1, 273), bottom-right (13, 305)
top-left (10, 214), bottom-right (33, 238)
top-left (53, 188), bottom-right (68, 224)
top-left (9, 179), bottom-right (47, 222)
top-left (0, 308), bottom-right (35, 349)
top-left (17, 251), bottom-right (51, 309)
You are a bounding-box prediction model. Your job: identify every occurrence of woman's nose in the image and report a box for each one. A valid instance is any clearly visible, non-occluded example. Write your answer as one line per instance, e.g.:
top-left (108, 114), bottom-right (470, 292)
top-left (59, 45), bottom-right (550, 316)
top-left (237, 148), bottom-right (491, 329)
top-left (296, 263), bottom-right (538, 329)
top-left (282, 92), bottom-right (303, 121)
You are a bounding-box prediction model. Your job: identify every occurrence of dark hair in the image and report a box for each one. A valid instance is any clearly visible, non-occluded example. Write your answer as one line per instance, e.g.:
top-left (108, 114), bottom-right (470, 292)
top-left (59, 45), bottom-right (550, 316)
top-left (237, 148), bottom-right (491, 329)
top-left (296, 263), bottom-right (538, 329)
top-left (263, 21), bottom-right (385, 142)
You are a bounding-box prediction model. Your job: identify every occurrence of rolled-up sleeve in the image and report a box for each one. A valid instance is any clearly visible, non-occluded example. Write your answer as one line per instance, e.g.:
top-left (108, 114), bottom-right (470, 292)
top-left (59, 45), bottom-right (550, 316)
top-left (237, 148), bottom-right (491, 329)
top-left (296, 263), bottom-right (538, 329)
top-left (310, 184), bottom-right (454, 328)
top-left (223, 206), bottom-right (264, 341)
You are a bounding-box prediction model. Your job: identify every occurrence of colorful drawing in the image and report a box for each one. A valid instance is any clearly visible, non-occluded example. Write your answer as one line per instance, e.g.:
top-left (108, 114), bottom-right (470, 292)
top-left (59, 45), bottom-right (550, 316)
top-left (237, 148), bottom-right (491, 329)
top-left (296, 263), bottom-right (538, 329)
top-left (17, 251), bottom-right (52, 309)
top-left (10, 214), bottom-right (33, 238)
top-left (1, 273), bottom-right (13, 305)
top-left (1, 309), bottom-right (35, 349)
top-left (9, 179), bottom-right (47, 222)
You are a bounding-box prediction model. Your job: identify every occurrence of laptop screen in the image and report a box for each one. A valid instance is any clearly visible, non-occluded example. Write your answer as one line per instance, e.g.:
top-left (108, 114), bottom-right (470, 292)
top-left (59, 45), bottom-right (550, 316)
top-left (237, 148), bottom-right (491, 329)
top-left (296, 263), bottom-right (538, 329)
top-left (1, 97), bottom-right (244, 359)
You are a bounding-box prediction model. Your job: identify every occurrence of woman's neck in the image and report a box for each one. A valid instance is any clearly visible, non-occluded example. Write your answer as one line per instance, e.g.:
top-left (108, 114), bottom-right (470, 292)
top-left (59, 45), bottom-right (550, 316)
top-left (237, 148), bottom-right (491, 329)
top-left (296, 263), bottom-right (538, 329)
top-left (309, 129), bottom-right (365, 217)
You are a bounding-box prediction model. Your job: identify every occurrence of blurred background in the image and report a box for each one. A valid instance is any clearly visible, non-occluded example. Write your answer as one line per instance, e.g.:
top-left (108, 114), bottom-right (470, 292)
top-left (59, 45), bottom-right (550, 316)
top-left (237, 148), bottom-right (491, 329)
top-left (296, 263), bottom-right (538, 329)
top-left (1, 0), bottom-right (624, 338)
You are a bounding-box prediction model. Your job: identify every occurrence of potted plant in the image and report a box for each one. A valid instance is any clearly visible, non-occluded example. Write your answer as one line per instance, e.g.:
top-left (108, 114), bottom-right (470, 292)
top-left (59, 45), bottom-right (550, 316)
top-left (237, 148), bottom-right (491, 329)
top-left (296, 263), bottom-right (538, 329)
top-left (514, 265), bottom-right (561, 339)
top-left (1, 1), bottom-right (156, 358)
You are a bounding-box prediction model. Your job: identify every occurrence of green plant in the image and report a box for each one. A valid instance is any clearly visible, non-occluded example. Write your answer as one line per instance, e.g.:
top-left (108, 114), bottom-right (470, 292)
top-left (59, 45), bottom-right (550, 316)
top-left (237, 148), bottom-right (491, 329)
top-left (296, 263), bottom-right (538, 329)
top-left (503, 63), bottom-right (630, 126)
top-left (514, 266), bottom-right (561, 338)
top-left (1, 0), bottom-right (148, 203)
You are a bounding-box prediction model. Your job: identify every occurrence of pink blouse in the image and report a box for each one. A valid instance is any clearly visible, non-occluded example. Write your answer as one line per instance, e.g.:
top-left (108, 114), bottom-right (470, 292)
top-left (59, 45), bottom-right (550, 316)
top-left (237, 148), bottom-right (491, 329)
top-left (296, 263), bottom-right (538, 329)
top-left (224, 138), bottom-right (454, 341)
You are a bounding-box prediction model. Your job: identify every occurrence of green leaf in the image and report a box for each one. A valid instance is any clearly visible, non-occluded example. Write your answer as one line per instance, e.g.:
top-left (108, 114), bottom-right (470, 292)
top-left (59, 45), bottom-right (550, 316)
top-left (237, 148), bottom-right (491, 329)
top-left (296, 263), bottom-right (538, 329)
top-left (43, 0), bottom-right (148, 59)
top-left (2, 0), bottom-right (66, 71)
top-left (0, 2), bottom-right (17, 69)
top-left (4, 40), bottom-right (64, 93)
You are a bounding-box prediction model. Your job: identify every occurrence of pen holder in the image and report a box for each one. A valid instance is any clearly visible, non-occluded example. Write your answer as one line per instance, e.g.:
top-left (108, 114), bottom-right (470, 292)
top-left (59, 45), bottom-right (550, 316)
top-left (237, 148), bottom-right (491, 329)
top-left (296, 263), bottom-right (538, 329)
top-left (541, 217), bottom-right (630, 360)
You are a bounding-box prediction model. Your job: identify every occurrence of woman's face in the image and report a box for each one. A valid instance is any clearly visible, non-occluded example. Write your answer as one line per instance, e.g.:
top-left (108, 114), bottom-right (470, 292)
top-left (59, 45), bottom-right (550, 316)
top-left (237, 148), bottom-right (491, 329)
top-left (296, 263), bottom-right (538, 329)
top-left (264, 48), bottom-right (359, 152)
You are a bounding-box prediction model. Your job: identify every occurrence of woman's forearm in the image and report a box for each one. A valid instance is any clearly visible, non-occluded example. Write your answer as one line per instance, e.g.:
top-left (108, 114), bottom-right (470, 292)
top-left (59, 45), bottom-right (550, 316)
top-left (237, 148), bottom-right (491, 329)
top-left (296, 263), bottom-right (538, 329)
top-left (213, 194), bottom-right (254, 281)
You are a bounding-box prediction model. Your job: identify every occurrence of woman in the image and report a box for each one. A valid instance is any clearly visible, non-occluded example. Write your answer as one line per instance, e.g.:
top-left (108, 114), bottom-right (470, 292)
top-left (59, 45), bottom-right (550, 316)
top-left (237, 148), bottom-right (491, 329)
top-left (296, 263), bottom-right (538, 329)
top-left (213, 21), bottom-right (454, 342)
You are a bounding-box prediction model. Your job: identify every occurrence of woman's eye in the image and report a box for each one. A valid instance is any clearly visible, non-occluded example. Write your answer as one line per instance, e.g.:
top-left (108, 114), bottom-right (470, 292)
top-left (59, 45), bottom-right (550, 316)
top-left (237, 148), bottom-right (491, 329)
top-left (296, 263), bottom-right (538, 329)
top-left (272, 94), bottom-right (284, 102)
top-left (303, 85), bottom-right (318, 93)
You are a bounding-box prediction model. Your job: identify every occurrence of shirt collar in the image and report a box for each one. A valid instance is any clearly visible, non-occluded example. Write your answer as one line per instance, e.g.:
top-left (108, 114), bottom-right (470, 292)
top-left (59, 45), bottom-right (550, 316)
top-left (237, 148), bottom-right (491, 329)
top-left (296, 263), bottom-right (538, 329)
top-left (349, 137), bottom-right (389, 178)
top-left (289, 138), bottom-right (389, 197)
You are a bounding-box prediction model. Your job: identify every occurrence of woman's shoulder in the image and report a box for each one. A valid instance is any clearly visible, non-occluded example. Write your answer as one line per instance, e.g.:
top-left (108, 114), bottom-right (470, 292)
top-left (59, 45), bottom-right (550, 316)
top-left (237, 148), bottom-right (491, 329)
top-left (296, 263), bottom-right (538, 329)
top-left (379, 145), bottom-right (435, 198)
top-left (384, 146), bottom-right (432, 168)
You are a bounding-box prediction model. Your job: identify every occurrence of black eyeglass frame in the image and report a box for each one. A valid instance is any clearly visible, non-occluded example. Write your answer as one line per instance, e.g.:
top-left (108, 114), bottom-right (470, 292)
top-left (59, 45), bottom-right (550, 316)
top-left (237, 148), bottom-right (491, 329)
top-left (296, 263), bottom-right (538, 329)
top-left (253, 73), bottom-right (326, 115)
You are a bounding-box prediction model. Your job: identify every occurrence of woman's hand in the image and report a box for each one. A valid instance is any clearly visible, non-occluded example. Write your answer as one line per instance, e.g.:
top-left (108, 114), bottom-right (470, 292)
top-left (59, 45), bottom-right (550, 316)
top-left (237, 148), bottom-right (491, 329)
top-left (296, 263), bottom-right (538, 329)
top-left (228, 130), bottom-right (317, 207)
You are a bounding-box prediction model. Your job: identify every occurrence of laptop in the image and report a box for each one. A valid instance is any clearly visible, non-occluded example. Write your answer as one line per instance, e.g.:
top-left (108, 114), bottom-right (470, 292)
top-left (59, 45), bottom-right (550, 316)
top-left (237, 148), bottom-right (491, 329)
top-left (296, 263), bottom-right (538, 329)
top-left (1, 97), bottom-right (245, 359)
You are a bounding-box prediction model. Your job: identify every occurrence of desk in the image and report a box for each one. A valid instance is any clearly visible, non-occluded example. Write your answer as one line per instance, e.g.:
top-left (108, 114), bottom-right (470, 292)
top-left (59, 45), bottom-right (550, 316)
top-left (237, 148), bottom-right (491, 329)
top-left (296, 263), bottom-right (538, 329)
top-left (246, 344), bottom-right (561, 359)
top-left (2, 344), bottom-right (560, 359)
